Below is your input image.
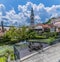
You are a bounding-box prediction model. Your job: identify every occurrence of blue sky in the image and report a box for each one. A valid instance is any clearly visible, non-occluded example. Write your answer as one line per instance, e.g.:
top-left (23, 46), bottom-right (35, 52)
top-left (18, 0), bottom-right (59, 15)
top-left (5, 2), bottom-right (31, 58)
top-left (0, 0), bottom-right (60, 12)
top-left (0, 0), bottom-right (60, 26)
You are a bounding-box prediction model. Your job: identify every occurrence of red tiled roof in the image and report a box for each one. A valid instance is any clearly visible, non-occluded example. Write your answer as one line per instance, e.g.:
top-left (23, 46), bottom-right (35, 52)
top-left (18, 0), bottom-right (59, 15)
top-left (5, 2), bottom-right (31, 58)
top-left (42, 24), bottom-right (50, 28)
top-left (35, 24), bottom-right (55, 28)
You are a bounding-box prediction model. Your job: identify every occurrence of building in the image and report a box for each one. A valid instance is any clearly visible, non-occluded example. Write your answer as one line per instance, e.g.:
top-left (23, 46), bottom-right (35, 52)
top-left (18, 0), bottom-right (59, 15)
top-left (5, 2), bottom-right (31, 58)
top-left (51, 17), bottom-right (60, 32)
top-left (30, 8), bottom-right (56, 33)
top-left (0, 25), bottom-right (10, 37)
top-left (33, 24), bottom-right (56, 33)
top-left (30, 8), bottom-right (34, 28)
top-left (33, 24), bottom-right (44, 34)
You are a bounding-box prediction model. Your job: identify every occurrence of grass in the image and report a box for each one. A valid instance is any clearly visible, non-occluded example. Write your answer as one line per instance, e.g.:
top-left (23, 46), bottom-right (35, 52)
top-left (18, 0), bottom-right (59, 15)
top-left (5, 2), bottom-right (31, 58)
top-left (28, 37), bottom-right (55, 44)
top-left (0, 45), bottom-right (13, 55)
top-left (42, 38), bottom-right (55, 44)
top-left (0, 56), bottom-right (7, 62)
top-left (0, 45), bottom-right (14, 62)
top-left (0, 38), bottom-right (56, 62)
top-left (0, 44), bottom-right (27, 61)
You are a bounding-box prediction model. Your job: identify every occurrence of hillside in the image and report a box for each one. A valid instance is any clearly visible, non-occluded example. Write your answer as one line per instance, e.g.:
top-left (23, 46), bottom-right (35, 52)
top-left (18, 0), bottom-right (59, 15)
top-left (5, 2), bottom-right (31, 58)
top-left (45, 17), bottom-right (56, 24)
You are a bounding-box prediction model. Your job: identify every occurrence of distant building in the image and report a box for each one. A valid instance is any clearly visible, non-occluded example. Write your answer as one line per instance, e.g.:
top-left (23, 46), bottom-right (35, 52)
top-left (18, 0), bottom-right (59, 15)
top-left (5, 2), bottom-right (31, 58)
top-left (33, 24), bottom-right (44, 34)
top-left (33, 24), bottom-right (56, 33)
top-left (51, 17), bottom-right (60, 32)
top-left (0, 24), bottom-right (10, 37)
top-left (29, 8), bottom-right (56, 33)
top-left (32, 16), bottom-right (60, 33)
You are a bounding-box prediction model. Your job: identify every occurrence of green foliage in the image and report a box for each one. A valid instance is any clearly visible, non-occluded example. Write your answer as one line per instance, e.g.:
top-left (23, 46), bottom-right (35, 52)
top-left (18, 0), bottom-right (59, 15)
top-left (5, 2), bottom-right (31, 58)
top-left (28, 32), bottom-right (36, 39)
top-left (42, 32), bottom-right (58, 38)
top-left (45, 38), bottom-right (55, 45)
top-left (44, 17), bottom-right (56, 24)
top-left (35, 35), bottom-right (46, 39)
top-left (2, 26), bottom-right (30, 44)
top-left (10, 52), bottom-right (15, 60)
top-left (48, 32), bottom-right (58, 38)
top-left (1, 25), bottom-right (58, 44)
top-left (0, 45), bottom-right (14, 62)
top-left (28, 38), bottom-right (55, 45)
top-left (17, 26), bottom-right (28, 41)
top-left (42, 32), bottom-right (49, 38)
top-left (0, 56), bottom-right (7, 62)
top-left (27, 29), bottom-right (37, 39)
top-left (2, 26), bottom-right (18, 44)
top-left (45, 19), bottom-right (51, 24)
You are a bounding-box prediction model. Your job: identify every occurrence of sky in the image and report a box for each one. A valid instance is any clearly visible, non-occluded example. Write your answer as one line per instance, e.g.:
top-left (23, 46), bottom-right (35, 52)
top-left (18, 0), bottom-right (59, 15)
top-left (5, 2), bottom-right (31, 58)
top-left (0, 0), bottom-right (60, 26)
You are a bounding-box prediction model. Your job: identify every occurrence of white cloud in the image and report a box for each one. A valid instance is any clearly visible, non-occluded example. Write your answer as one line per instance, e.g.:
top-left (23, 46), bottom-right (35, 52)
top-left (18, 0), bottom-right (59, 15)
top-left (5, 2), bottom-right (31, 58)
top-left (0, 4), bottom-right (6, 15)
top-left (0, 2), bottom-right (60, 26)
top-left (17, 2), bottom-right (60, 24)
top-left (35, 15), bottom-right (40, 19)
top-left (0, 4), bottom-right (5, 9)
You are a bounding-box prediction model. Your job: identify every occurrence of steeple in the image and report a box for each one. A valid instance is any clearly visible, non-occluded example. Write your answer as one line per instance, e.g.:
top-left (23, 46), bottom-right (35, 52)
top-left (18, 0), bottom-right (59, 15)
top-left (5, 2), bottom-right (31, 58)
top-left (30, 8), bottom-right (34, 26)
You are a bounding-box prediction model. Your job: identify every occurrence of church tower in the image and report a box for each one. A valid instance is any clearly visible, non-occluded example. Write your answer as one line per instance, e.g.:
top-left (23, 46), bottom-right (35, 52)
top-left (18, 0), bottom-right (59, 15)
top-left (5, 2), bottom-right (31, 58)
top-left (30, 8), bottom-right (34, 27)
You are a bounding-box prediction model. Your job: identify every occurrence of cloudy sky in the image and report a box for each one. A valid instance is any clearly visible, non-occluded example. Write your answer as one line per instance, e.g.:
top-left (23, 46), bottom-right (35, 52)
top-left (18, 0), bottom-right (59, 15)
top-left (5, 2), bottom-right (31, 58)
top-left (0, 0), bottom-right (60, 26)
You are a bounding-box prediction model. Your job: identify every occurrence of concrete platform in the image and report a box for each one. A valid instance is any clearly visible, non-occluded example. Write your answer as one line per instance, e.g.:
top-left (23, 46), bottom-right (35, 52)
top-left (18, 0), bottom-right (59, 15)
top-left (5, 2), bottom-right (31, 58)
top-left (22, 43), bottom-right (60, 62)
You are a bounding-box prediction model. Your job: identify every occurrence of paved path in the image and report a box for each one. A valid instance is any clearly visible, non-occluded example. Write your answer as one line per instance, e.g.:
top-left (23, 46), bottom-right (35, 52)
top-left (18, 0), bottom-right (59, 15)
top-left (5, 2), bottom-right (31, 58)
top-left (20, 43), bottom-right (48, 58)
top-left (22, 43), bottom-right (60, 62)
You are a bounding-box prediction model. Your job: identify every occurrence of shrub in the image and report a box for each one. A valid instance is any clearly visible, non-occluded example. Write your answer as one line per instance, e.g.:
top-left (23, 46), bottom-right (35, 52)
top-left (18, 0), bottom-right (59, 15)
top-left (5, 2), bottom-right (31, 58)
top-left (0, 56), bottom-right (7, 62)
top-left (35, 35), bottom-right (46, 39)
top-left (42, 32), bottom-right (49, 38)
top-left (48, 32), bottom-right (58, 38)
top-left (10, 53), bottom-right (15, 60)
top-left (42, 32), bottom-right (58, 39)
top-left (28, 31), bottom-right (37, 39)
top-left (46, 37), bottom-right (55, 45)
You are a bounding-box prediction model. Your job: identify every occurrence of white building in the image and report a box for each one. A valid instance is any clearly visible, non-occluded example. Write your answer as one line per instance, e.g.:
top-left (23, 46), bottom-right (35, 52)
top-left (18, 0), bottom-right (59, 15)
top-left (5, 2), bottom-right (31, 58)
top-left (51, 17), bottom-right (60, 32)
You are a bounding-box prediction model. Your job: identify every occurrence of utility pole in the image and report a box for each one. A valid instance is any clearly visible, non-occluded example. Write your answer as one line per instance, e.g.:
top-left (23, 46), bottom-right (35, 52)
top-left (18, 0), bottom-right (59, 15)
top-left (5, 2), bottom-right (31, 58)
top-left (1, 21), bottom-right (4, 32)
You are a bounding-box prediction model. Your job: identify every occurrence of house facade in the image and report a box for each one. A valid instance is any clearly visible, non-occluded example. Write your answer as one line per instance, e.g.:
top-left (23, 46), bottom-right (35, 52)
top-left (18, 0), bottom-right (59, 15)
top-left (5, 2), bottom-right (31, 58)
top-left (33, 17), bottom-right (60, 33)
top-left (0, 25), bottom-right (10, 37)
top-left (33, 24), bottom-right (56, 33)
top-left (51, 17), bottom-right (60, 32)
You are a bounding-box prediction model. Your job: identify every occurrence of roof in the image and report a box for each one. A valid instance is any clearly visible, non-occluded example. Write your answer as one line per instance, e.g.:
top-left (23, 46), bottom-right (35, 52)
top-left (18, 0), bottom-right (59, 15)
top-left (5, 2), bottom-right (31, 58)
top-left (34, 26), bottom-right (43, 29)
top-left (42, 24), bottom-right (50, 28)
top-left (35, 24), bottom-right (54, 29)
top-left (54, 22), bottom-right (60, 27)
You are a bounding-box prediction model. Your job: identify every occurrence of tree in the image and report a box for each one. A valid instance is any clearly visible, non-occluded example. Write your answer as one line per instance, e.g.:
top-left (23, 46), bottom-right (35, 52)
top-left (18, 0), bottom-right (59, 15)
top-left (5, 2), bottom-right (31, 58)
top-left (2, 26), bottom-right (37, 44)
top-left (45, 19), bottom-right (51, 24)
top-left (17, 26), bottom-right (28, 41)
top-left (3, 26), bottom-right (18, 44)
top-left (27, 29), bottom-right (37, 39)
